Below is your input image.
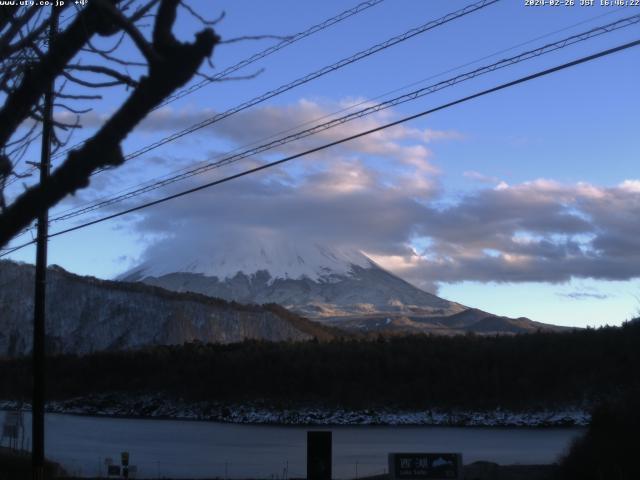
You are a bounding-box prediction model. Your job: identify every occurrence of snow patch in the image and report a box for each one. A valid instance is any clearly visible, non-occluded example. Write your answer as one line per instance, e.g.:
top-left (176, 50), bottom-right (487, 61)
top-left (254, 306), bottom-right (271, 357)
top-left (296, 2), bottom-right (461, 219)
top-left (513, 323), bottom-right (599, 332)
top-left (0, 397), bottom-right (591, 427)
top-left (120, 240), bottom-right (372, 283)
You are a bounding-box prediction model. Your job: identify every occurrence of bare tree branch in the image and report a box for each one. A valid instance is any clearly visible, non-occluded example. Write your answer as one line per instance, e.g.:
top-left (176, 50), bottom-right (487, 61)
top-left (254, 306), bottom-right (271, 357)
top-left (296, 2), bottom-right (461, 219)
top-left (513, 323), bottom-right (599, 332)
top-left (0, 1), bottom-right (117, 150)
top-left (129, 0), bottom-right (162, 23)
top-left (179, 2), bottom-right (225, 27)
top-left (61, 70), bottom-right (127, 88)
top-left (194, 68), bottom-right (264, 83)
top-left (53, 115), bottom-right (81, 154)
top-left (29, 110), bottom-right (81, 130)
top-left (0, 17), bottom-right (49, 61)
top-left (55, 92), bottom-right (103, 100)
top-left (81, 44), bottom-right (147, 67)
top-left (0, 7), bottom-right (40, 61)
top-left (53, 103), bottom-right (93, 115)
top-left (0, 6), bottom-right (20, 34)
top-left (5, 120), bottom-right (39, 149)
top-left (93, 0), bottom-right (160, 63)
top-left (85, 31), bottom-right (126, 55)
top-left (66, 64), bottom-right (139, 87)
top-left (0, 0), bottom-right (220, 247)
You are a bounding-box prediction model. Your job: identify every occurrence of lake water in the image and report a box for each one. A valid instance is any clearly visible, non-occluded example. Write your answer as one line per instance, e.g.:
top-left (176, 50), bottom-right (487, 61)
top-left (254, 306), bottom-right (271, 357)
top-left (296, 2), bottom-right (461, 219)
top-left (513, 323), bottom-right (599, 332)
top-left (0, 411), bottom-right (584, 479)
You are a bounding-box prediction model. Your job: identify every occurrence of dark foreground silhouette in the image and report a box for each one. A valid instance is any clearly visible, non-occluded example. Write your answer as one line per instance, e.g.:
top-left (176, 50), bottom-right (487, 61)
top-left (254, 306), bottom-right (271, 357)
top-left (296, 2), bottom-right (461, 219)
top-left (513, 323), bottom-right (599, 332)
top-left (559, 389), bottom-right (640, 480)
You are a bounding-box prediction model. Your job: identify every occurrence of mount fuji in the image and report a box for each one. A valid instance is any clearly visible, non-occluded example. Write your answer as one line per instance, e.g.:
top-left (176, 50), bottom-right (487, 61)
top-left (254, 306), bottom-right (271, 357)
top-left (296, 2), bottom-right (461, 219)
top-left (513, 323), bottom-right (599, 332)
top-left (120, 239), bottom-right (563, 335)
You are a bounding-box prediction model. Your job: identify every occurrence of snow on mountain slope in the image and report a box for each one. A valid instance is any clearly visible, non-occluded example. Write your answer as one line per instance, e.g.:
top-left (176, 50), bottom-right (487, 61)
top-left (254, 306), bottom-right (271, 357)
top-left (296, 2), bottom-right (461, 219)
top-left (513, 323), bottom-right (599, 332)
top-left (120, 239), bottom-right (568, 335)
top-left (121, 239), bottom-right (372, 284)
top-left (120, 241), bottom-right (466, 321)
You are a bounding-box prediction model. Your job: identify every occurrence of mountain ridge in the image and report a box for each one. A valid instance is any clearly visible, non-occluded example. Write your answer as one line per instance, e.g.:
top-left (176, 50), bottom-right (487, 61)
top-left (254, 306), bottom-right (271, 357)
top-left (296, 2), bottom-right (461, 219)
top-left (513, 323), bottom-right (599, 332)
top-left (121, 242), bottom-right (565, 334)
top-left (120, 242), bottom-right (467, 322)
top-left (0, 260), bottom-right (340, 356)
top-left (0, 243), bottom-right (568, 358)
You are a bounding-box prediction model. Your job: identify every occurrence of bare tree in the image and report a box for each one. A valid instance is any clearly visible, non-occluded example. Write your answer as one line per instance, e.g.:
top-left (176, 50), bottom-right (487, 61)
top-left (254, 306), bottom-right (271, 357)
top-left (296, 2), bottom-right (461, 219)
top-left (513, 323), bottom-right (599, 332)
top-left (0, 0), bottom-right (221, 248)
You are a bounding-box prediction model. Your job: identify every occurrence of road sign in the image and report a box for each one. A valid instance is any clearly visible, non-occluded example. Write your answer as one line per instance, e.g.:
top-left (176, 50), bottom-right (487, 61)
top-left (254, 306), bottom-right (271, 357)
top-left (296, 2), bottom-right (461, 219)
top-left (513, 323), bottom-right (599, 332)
top-left (388, 453), bottom-right (463, 480)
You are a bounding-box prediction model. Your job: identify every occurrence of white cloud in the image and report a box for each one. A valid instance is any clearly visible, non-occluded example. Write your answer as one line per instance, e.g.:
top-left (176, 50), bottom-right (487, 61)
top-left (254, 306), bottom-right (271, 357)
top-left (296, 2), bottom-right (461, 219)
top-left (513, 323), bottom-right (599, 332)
top-left (464, 170), bottom-right (500, 184)
top-left (104, 100), bottom-right (640, 291)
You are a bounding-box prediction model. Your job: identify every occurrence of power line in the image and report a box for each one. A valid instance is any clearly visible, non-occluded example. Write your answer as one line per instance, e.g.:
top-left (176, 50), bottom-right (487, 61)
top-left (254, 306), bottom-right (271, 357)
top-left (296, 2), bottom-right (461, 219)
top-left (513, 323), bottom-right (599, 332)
top-left (42, 4), bottom-right (630, 225)
top-left (110, 0), bottom-right (499, 167)
top-left (8, 0), bottom-right (498, 189)
top-left (3, 37), bottom-right (638, 258)
top-left (155, 0), bottom-right (386, 111)
top-left (45, 13), bottom-right (640, 224)
top-left (5, 6), bottom-right (634, 242)
top-left (46, 0), bottom-right (387, 164)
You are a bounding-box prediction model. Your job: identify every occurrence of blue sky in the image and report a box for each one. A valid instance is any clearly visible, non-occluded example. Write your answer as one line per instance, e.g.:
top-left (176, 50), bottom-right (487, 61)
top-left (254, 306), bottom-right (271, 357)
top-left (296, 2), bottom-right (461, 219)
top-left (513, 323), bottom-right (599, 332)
top-left (4, 0), bottom-right (640, 327)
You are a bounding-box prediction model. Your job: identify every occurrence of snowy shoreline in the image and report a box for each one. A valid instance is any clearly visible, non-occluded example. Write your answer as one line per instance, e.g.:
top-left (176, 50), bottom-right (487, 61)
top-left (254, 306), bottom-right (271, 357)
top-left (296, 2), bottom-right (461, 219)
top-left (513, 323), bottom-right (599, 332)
top-left (0, 395), bottom-right (590, 427)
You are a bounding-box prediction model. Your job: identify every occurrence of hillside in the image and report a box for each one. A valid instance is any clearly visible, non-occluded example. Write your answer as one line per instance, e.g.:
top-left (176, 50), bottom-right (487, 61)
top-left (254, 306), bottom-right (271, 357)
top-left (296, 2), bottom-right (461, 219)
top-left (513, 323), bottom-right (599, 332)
top-left (0, 260), bottom-right (340, 356)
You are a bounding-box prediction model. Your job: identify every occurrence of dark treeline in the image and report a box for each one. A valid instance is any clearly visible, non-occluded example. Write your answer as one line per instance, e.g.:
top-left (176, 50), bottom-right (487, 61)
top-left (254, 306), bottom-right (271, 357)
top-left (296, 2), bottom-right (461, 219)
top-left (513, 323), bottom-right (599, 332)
top-left (1, 321), bottom-right (639, 410)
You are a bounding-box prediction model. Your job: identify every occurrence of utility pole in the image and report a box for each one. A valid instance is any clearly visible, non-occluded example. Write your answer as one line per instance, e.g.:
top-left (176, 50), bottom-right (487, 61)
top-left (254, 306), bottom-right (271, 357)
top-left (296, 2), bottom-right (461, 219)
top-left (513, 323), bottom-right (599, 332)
top-left (32, 7), bottom-right (57, 480)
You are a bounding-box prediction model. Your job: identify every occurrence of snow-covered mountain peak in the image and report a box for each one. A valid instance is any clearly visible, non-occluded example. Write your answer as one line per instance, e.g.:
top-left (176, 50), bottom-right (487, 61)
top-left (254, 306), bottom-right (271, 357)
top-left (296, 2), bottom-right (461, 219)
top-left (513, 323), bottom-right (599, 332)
top-left (117, 237), bottom-right (469, 322)
top-left (120, 238), bottom-right (373, 283)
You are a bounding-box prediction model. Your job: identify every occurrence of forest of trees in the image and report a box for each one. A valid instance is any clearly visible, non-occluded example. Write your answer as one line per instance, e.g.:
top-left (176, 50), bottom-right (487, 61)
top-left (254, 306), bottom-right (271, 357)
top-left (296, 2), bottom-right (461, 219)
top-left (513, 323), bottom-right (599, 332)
top-left (0, 320), bottom-right (638, 411)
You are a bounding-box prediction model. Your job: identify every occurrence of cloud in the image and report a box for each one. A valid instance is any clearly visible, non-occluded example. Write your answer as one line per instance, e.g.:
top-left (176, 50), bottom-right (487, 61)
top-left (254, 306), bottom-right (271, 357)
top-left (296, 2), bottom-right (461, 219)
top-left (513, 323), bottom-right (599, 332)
top-left (112, 101), bottom-right (640, 292)
top-left (371, 179), bottom-right (640, 288)
top-left (133, 156), bottom-right (429, 257)
top-left (52, 98), bottom-right (460, 208)
top-left (557, 292), bottom-right (610, 300)
top-left (133, 99), bottom-right (456, 177)
top-left (463, 170), bottom-right (501, 184)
